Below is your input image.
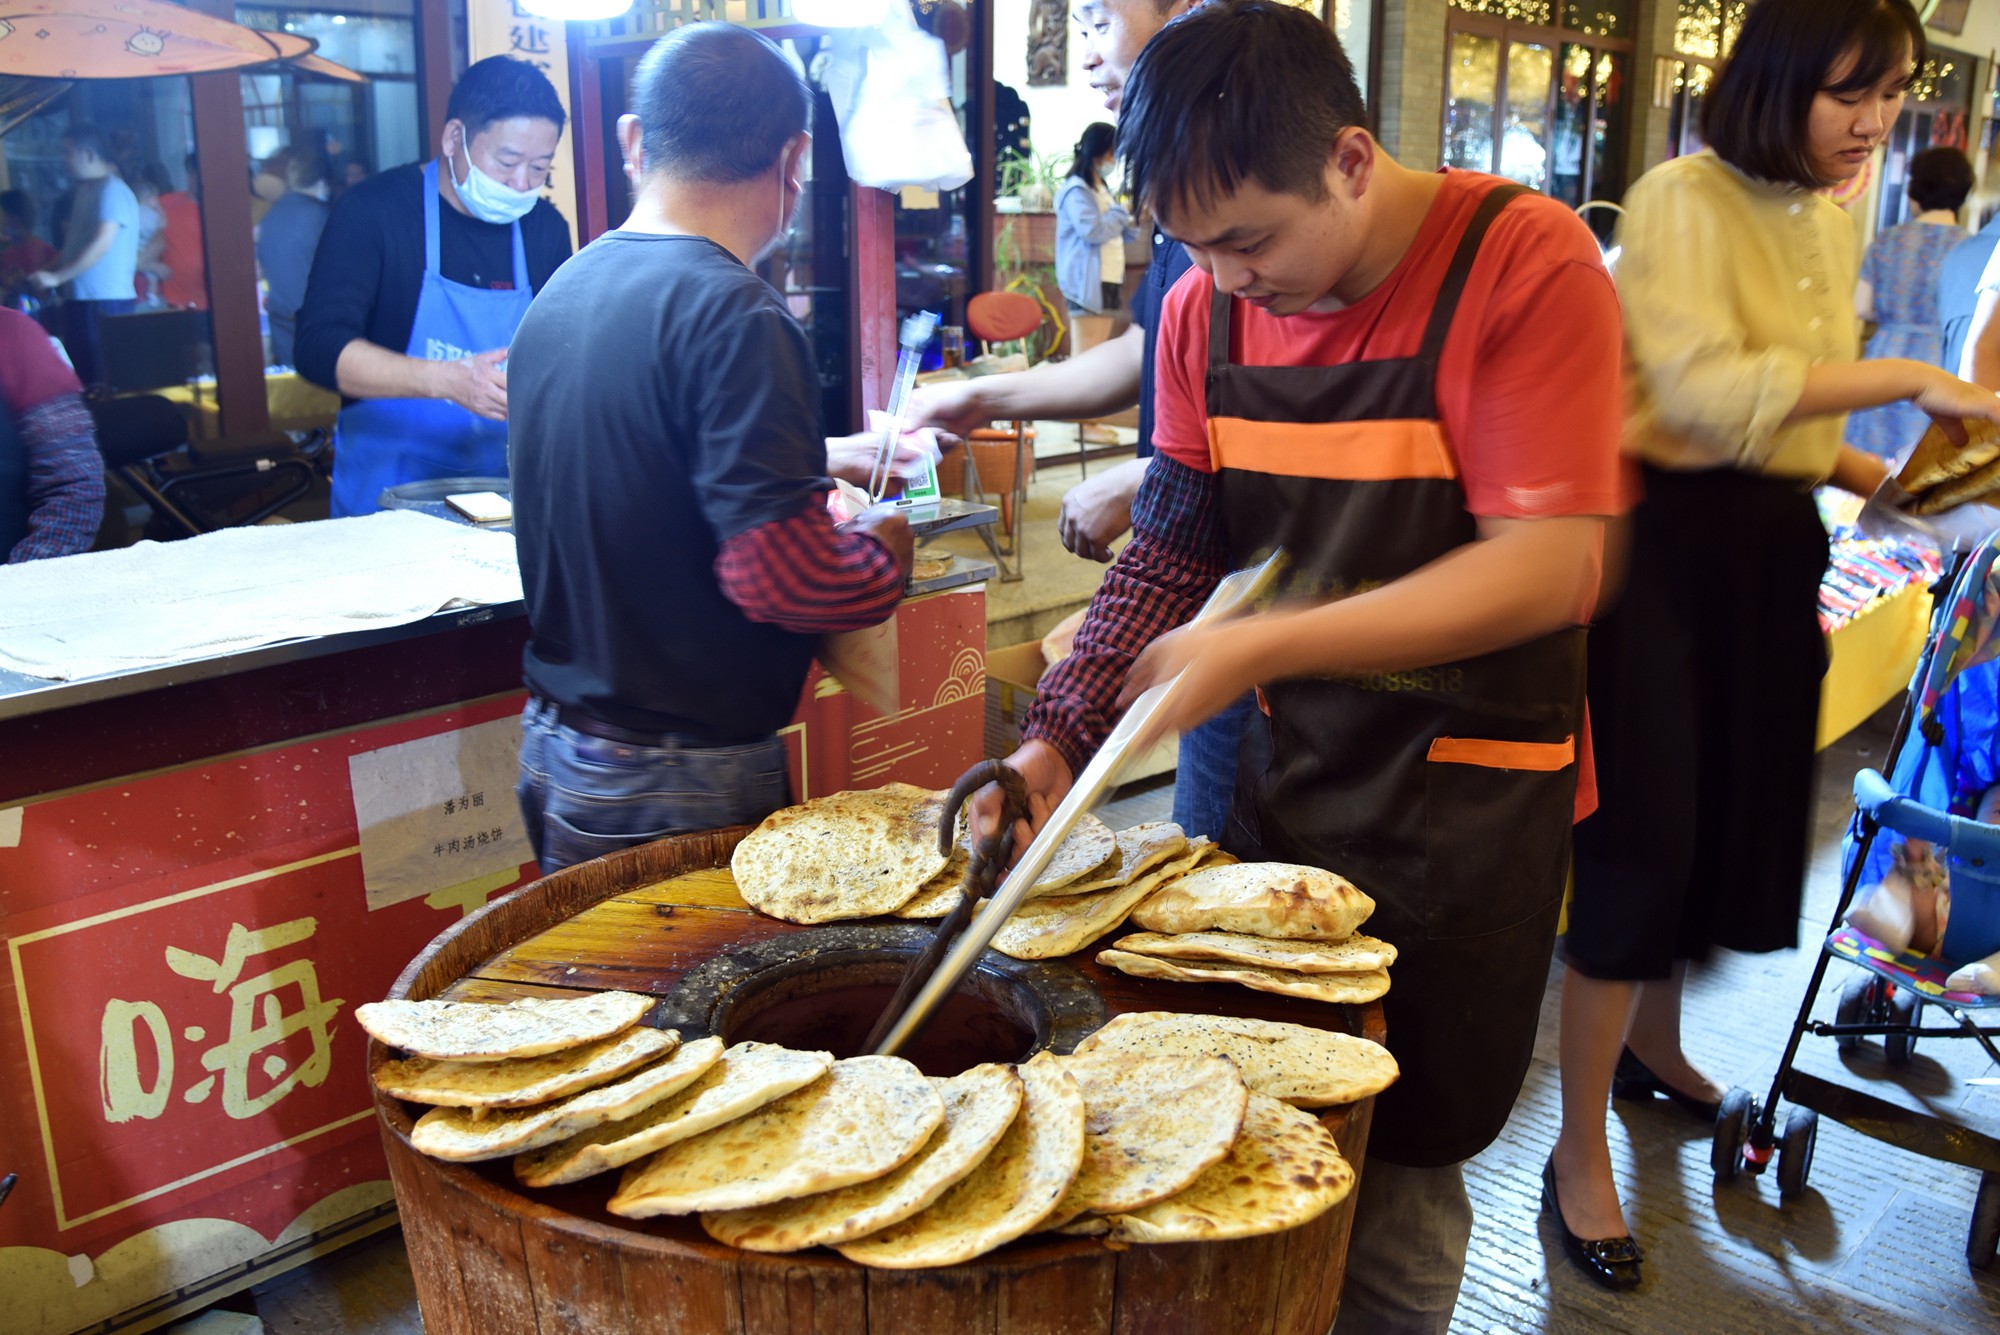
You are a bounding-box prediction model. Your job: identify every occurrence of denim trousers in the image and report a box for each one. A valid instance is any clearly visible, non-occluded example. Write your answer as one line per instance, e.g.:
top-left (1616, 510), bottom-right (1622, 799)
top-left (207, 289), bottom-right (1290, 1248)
top-left (1171, 691), bottom-right (1265, 841)
top-left (515, 698), bottom-right (790, 875)
top-left (1331, 1159), bottom-right (1473, 1335)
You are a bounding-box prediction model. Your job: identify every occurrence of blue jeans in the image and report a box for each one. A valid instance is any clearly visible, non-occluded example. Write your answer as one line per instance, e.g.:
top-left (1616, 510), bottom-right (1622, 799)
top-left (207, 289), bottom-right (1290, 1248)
top-left (1171, 691), bottom-right (1264, 841)
top-left (1332, 1159), bottom-right (1473, 1335)
top-left (515, 698), bottom-right (790, 875)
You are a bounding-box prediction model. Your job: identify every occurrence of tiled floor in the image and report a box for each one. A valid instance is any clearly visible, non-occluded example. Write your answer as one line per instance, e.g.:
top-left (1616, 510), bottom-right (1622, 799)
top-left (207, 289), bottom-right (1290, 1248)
top-left (207, 713), bottom-right (2000, 1335)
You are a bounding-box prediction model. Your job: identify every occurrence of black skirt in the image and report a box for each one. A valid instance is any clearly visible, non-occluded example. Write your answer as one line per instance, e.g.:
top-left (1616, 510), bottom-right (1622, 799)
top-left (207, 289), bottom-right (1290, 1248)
top-left (1567, 465), bottom-right (1830, 981)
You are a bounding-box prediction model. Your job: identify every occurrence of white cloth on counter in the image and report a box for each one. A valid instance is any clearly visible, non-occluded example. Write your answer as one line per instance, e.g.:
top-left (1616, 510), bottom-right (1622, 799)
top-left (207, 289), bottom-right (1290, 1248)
top-left (0, 510), bottom-right (522, 681)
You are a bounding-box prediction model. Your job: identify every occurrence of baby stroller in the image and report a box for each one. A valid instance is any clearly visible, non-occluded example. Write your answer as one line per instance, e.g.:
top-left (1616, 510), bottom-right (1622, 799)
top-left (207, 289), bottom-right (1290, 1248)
top-left (1711, 531), bottom-right (2000, 1268)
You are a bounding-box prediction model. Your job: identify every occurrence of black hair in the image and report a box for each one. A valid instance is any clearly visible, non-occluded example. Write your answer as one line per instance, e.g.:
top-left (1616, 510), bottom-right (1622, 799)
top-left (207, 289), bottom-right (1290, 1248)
top-left (131, 160), bottom-right (172, 197)
top-left (1117, 0), bottom-right (1367, 226)
top-left (1701, 0), bottom-right (1924, 189)
top-left (445, 55), bottom-right (567, 140)
top-left (1068, 123), bottom-right (1117, 187)
top-left (0, 188), bottom-right (32, 225)
top-left (630, 22), bottom-right (811, 185)
top-left (1908, 145), bottom-right (1973, 213)
top-left (61, 124), bottom-right (109, 161)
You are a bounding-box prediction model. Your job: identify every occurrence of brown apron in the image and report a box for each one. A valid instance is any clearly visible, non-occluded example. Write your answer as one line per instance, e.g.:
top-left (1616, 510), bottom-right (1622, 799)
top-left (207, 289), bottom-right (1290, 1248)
top-left (1211, 182), bottom-right (1583, 1167)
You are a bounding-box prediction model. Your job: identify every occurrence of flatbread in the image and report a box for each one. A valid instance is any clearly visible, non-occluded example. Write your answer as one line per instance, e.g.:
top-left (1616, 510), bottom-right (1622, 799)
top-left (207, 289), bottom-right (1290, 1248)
top-left (1045, 1050), bottom-right (1246, 1224)
top-left (608, 1055), bottom-right (942, 1217)
top-left (990, 841), bottom-right (1211, 961)
top-left (1916, 452), bottom-right (2000, 514)
top-left (1090, 1094), bottom-right (1354, 1243)
top-left (356, 990), bottom-right (654, 1061)
top-left (513, 1039), bottom-right (814, 1187)
top-left (894, 847), bottom-right (971, 919)
top-left (1031, 821), bottom-right (1189, 900)
top-left (702, 1063), bottom-right (1024, 1252)
top-left (1097, 950), bottom-right (1390, 1004)
top-left (1129, 862), bottom-right (1374, 941)
top-left (1073, 1011), bottom-right (1399, 1107)
top-left (1899, 416), bottom-right (2000, 494)
top-left (834, 1054), bottom-right (1085, 1268)
top-left (374, 1025), bottom-right (677, 1109)
top-left (1015, 812), bottom-right (1120, 896)
top-left (410, 1046), bottom-right (718, 1162)
top-left (1110, 930), bottom-right (1398, 974)
top-left (731, 784), bottom-right (949, 923)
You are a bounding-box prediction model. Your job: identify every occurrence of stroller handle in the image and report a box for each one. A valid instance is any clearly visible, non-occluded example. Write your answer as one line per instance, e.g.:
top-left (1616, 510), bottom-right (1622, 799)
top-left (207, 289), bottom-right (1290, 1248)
top-left (1853, 767), bottom-right (2000, 865)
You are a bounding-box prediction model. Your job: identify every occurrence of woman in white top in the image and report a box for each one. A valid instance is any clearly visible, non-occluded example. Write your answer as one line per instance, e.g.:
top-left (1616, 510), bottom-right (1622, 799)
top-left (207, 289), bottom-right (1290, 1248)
top-left (1551, 0), bottom-right (2000, 1292)
top-left (1055, 122), bottom-right (1135, 315)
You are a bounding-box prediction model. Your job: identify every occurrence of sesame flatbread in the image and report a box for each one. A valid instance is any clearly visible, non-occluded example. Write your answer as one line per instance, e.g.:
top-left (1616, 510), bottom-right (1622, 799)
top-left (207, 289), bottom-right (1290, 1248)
top-left (893, 846), bottom-right (971, 920)
top-left (1030, 821), bottom-right (1189, 900)
top-left (990, 841), bottom-right (1211, 961)
top-left (513, 1038), bottom-right (812, 1188)
top-left (409, 1046), bottom-right (718, 1163)
top-left (1044, 1050), bottom-right (1246, 1226)
top-left (1097, 950), bottom-right (1390, 1004)
top-left (702, 1063), bottom-right (1024, 1252)
top-left (834, 1054), bottom-right (1085, 1269)
top-left (1090, 1094), bottom-right (1354, 1243)
top-left (374, 1025), bottom-right (678, 1109)
top-left (732, 784), bottom-right (949, 923)
top-left (357, 990), bottom-right (654, 1061)
top-left (1129, 862), bottom-right (1374, 941)
top-left (1072, 1011), bottom-right (1399, 1107)
top-left (608, 1056), bottom-right (943, 1218)
top-left (1111, 930), bottom-right (1398, 974)
top-left (1015, 811), bottom-right (1120, 896)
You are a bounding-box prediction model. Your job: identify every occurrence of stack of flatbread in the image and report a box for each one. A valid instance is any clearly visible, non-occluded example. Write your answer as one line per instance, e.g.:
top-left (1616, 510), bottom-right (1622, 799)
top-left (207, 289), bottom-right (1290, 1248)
top-left (1897, 418), bottom-right (2000, 516)
top-left (1097, 861), bottom-right (1394, 1005)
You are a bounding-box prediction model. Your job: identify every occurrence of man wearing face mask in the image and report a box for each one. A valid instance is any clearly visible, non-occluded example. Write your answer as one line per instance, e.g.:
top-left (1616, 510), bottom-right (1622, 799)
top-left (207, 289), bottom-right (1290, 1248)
top-left (295, 57), bottom-right (571, 517)
top-left (504, 22), bottom-right (914, 874)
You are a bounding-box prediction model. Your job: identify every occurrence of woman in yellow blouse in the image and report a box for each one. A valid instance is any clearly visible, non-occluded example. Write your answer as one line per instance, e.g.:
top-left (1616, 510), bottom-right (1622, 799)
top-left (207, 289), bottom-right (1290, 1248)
top-left (1547, 0), bottom-right (2000, 1291)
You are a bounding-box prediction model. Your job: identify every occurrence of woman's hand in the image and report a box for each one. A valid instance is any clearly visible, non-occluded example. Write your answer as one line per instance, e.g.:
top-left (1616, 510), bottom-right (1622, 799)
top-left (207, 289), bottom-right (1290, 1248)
top-left (1909, 363), bottom-right (2000, 445)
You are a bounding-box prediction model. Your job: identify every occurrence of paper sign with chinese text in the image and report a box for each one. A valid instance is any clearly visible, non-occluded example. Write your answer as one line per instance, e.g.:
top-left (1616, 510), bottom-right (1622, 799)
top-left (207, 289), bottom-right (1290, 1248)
top-left (469, 0), bottom-right (578, 248)
top-left (348, 716), bottom-right (534, 910)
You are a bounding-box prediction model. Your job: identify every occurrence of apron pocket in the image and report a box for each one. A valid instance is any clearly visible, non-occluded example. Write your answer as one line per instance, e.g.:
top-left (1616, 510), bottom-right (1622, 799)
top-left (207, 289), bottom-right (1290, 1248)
top-left (1422, 737), bottom-right (1575, 940)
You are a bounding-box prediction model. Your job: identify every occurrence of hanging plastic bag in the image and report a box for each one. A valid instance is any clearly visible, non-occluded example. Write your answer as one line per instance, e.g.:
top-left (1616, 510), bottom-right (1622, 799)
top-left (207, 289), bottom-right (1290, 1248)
top-left (823, 0), bottom-right (974, 192)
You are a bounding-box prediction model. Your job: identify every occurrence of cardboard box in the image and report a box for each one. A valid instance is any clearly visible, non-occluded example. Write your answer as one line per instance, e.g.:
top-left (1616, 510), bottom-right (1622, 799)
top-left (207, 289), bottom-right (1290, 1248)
top-left (984, 640), bottom-right (1178, 782)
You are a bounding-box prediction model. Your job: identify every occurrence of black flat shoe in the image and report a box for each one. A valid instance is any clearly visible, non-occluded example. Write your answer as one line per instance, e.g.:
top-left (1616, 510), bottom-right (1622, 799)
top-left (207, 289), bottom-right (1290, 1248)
top-left (1613, 1047), bottom-right (1723, 1122)
top-left (1542, 1157), bottom-right (1643, 1291)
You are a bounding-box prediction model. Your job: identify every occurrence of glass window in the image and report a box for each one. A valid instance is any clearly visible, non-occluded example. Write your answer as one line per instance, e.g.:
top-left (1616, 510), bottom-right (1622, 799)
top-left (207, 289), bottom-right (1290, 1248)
top-left (237, 6), bottom-right (424, 184)
top-left (1449, 0), bottom-right (1555, 25)
top-left (1500, 42), bottom-right (1554, 191)
top-left (1674, 0), bottom-right (1746, 60)
top-left (1329, 0), bottom-right (1375, 105)
top-left (1445, 31), bottom-right (1501, 174)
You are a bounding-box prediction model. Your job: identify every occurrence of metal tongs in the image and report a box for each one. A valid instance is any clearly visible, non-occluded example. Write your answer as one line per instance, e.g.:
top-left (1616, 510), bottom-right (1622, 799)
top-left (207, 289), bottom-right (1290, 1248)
top-left (865, 550), bottom-right (1287, 1057)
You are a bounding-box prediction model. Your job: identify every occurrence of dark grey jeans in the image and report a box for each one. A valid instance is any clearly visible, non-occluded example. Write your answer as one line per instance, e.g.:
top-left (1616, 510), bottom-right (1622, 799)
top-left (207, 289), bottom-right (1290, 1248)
top-left (515, 697), bottom-right (790, 874)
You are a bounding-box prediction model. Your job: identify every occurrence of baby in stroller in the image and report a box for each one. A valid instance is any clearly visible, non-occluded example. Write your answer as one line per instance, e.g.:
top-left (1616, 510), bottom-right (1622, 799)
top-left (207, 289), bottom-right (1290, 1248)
top-left (1847, 657), bottom-right (2000, 994)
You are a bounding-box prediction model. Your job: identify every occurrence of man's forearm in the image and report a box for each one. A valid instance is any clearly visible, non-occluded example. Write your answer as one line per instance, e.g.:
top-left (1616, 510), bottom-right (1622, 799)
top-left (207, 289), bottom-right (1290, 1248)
top-left (49, 222), bottom-right (118, 285)
top-left (977, 326), bottom-right (1144, 422)
top-left (334, 338), bottom-right (445, 401)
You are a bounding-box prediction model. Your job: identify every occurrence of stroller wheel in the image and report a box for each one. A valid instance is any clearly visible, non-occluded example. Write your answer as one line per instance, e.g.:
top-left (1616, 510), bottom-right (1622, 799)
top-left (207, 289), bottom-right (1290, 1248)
top-left (1775, 1108), bottom-right (1818, 1201)
top-left (1971, 1172), bottom-right (2000, 1270)
top-left (1884, 989), bottom-right (1919, 1066)
top-left (1835, 976), bottom-right (1871, 1053)
top-left (1712, 1086), bottom-right (1755, 1180)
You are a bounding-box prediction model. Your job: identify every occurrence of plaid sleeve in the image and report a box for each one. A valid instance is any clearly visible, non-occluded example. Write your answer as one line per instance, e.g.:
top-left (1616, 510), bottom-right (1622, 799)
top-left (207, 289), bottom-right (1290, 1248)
top-left (1022, 453), bottom-right (1227, 776)
top-left (8, 394), bottom-right (103, 563)
top-left (713, 498), bottom-right (904, 635)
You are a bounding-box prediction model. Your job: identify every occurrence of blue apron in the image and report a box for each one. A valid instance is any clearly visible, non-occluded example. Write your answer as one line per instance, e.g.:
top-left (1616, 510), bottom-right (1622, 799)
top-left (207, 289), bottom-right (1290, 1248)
top-left (329, 160), bottom-right (534, 517)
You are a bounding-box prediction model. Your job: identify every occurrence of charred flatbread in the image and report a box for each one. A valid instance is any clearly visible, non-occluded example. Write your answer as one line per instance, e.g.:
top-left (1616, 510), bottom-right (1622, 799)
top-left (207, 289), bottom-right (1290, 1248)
top-left (894, 846), bottom-right (971, 919)
top-left (1044, 1050), bottom-right (1246, 1226)
top-left (1030, 821), bottom-right (1188, 900)
top-left (834, 1054), bottom-right (1085, 1268)
top-left (1097, 950), bottom-right (1390, 1004)
top-left (1129, 862), bottom-right (1373, 941)
top-left (1111, 930), bottom-right (1397, 974)
top-left (702, 1063), bottom-right (1024, 1252)
top-left (608, 1056), bottom-right (942, 1217)
top-left (990, 840), bottom-right (1211, 961)
top-left (732, 784), bottom-right (948, 923)
top-left (1072, 1011), bottom-right (1398, 1107)
top-left (356, 990), bottom-right (654, 1061)
top-left (374, 1025), bottom-right (677, 1109)
top-left (410, 1046), bottom-right (716, 1162)
top-left (1089, 1094), bottom-right (1353, 1243)
top-left (513, 1038), bottom-right (812, 1187)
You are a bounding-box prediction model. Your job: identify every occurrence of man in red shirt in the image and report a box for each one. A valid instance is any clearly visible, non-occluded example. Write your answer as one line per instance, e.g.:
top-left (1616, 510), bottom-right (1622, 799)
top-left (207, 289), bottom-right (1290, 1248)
top-left (978, 3), bottom-right (1632, 1328)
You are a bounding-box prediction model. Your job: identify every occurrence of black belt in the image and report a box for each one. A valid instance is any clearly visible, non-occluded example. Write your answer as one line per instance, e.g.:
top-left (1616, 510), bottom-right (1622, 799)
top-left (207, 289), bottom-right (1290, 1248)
top-left (541, 698), bottom-right (764, 750)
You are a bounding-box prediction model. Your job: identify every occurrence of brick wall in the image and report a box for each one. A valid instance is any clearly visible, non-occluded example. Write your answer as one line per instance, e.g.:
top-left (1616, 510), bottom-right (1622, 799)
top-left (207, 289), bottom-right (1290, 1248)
top-left (1377, 0), bottom-right (1449, 170)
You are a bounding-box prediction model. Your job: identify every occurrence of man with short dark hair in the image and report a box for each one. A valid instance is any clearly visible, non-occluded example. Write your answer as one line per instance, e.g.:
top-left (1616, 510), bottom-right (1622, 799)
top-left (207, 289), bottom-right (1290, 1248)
top-left (257, 153), bottom-right (332, 367)
top-left (507, 23), bottom-right (914, 874)
top-left (975, 4), bottom-right (1630, 1329)
top-left (296, 56), bottom-right (571, 516)
top-left (31, 126), bottom-right (140, 388)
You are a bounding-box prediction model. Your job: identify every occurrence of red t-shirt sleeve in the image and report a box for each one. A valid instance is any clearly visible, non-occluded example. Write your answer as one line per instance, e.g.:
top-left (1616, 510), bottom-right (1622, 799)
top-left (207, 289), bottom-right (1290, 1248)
top-left (1150, 267), bottom-right (1218, 474)
top-left (0, 308), bottom-right (81, 417)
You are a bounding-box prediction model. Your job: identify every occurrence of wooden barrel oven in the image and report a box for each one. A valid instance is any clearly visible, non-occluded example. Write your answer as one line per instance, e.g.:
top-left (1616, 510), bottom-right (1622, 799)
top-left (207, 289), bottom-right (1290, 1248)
top-left (373, 829), bottom-right (1385, 1334)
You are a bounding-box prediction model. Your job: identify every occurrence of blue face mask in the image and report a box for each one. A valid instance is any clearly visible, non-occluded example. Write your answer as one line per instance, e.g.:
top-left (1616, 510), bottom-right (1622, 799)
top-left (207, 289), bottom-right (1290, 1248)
top-left (448, 142), bottom-right (541, 225)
